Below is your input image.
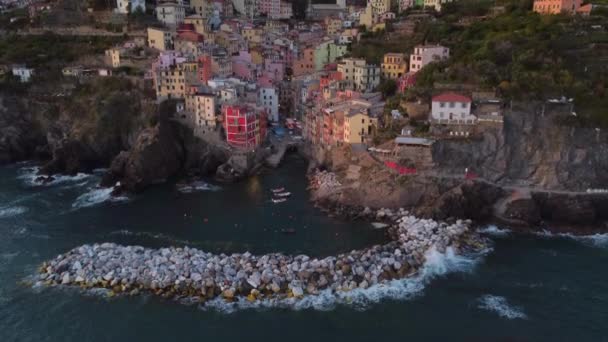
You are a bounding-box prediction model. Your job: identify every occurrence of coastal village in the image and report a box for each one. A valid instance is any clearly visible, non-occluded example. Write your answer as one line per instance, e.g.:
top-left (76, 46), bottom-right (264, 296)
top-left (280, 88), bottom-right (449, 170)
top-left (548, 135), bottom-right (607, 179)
top-left (2, 0), bottom-right (605, 175)
top-left (1, 0), bottom-right (608, 313)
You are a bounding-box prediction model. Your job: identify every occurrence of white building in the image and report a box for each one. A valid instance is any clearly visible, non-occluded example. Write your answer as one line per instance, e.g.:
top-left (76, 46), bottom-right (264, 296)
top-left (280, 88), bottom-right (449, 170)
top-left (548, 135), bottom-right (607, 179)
top-left (258, 86), bottom-right (279, 122)
top-left (431, 92), bottom-right (475, 124)
top-left (116, 0), bottom-right (146, 14)
top-left (11, 65), bottom-right (33, 82)
top-left (398, 0), bottom-right (414, 12)
top-left (156, 2), bottom-right (186, 26)
top-left (338, 58), bottom-right (380, 92)
top-left (423, 0), bottom-right (454, 12)
top-left (409, 44), bottom-right (449, 73)
top-left (353, 64), bottom-right (380, 92)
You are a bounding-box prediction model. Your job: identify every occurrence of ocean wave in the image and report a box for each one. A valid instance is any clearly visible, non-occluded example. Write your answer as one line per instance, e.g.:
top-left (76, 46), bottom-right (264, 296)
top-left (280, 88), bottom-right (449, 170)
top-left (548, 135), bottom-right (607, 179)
top-left (201, 247), bottom-right (487, 314)
top-left (478, 225), bottom-right (511, 237)
top-left (72, 187), bottom-right (129, 209)
top-left (477, 295), bottom-right (527, 319)
top-left (534, 230), bottom-right (608, 248)
top-left (18, 166), bottom-right (92, 187)
top-left (176, 181), bottom-right (222, 194)
top-left (0, 206), bottom-right (28, 218)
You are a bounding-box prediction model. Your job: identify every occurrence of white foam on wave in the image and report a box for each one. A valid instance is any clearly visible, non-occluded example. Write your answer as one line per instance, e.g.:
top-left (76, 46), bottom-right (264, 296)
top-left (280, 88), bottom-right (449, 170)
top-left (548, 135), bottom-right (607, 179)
top-left (478, 225), bottom-right (511, 237)
top-left (176, 181), bottom-right (222, 194)
top-left (201, 247), bottom-right (487, 314)
top-left (0, 206), bottom-right (28, 218)
top-left (72, 187), bottom-right (129, 209)
top-left (17, 166), bottom-right (92, 187)
top-left (534, 230), bottom-right (608, 248)
top-left (477, 295), bottom-right (527, 319)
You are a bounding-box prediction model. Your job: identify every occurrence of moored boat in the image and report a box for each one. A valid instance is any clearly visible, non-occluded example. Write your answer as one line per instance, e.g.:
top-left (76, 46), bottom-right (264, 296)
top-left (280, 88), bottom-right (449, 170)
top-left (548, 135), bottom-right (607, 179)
top-left (272, 198), bottom-right (287, 203)
top-left (271, 188), bottom-right (285, 193)
top-left (275, 192), bottom-right (291, 197)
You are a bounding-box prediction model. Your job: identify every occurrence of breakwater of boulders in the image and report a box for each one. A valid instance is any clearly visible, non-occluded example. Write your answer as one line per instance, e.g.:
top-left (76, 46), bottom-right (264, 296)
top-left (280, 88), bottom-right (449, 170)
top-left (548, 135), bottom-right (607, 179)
top-left (35, 211), bottom-right (487, 303)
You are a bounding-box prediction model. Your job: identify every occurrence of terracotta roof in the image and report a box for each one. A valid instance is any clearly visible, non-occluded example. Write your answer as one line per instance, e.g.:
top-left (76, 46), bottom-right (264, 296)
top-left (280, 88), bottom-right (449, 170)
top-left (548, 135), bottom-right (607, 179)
top-left (432, 92), bottom-right (471, 103)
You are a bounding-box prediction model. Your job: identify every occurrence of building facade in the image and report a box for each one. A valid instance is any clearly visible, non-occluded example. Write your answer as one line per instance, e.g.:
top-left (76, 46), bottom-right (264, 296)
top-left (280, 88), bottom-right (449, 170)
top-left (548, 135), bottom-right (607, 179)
top-left (147, 27), bottom-right (174, 51)
top-left (533, 0), bottom-right (582, 14)
top-left (409, 44), bottom-right (449, 73)
top-left (258, 86), bottom-right (279, 122)
top-left (156, 3), bottom-right (186, 27)
top-left (185, 90), bottom-right (217, 128)
top-left (381, 52), bottom-right (407, 79)
top-left (224, 105), bottom-right (267, 150)
top-left (430, 92), bottom-right (475, 124)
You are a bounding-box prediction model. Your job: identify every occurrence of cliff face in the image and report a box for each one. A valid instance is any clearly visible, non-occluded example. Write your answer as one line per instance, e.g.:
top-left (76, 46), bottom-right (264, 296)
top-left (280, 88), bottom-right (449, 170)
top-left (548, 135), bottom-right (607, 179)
top-left (0, 79), bottom-right (156, 174)
top-left (0, 79), bottom-right (231, 191)
top-left (312, 104), bottom-right (608, 230)
top-left (432, 103), bottom-right (608, 191)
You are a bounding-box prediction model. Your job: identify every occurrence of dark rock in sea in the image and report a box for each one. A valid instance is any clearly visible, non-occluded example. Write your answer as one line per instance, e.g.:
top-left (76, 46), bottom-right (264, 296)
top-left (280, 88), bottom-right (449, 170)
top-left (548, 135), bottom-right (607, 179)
top-left (101, 124), bottom-right (184, 192)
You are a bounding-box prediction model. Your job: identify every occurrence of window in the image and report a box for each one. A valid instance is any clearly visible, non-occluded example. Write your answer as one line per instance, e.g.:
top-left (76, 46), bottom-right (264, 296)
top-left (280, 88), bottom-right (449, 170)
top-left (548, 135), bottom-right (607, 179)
top-left (461, 102), bottom-right (467, 108)
top-left (449, 102), bottom-right (455, 108)
top-left (440, 102), bottom-right (445, 108)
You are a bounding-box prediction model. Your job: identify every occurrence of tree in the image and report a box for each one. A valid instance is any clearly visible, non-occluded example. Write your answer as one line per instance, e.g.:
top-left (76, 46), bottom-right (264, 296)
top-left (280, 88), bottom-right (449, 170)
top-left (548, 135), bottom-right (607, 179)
top-left (378, 79), bottom-right (397, 98)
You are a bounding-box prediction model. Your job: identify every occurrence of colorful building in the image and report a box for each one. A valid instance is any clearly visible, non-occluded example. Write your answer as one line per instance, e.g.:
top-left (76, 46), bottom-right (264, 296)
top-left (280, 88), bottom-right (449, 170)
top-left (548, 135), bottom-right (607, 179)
top-left (185, 88), bottom-right (217, 128)
top-left (381, 52), bottom-right (408, 80)
top-left (533, 0), bottom-right (582, 14)
top-left (147, 27), bottom-right (174, 51)
top-left (224, 105), bottom-right (267, 150)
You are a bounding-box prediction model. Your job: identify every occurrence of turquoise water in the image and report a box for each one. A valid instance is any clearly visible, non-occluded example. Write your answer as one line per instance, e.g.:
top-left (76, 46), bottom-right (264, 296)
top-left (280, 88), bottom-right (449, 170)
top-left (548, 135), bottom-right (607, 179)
top-left (1, 156), bottom-right (607, 341)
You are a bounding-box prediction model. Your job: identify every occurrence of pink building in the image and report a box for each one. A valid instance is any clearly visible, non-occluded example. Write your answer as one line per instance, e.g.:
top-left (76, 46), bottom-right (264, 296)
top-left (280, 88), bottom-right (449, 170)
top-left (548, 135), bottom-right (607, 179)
top-left (533, 0), bottom-right (582, 14)
top-left (263, 59), bottom-right (285, 82)
top-left (398, 72), bottom-right (417, 93)
top-left (231, 51), bottom-right (255, 80)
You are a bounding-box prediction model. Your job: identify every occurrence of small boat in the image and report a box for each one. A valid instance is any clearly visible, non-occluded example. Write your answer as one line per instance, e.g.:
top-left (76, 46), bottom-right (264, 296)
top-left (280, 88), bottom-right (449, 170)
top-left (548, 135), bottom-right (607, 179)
top-left (281, 228), bottom-right (296, 234)
top-left (272, 187), bottom-right (285, 193)
top-left (272, 198), bottom-right (287, 203)
top-left (275, 192), bottom-right (291, 197)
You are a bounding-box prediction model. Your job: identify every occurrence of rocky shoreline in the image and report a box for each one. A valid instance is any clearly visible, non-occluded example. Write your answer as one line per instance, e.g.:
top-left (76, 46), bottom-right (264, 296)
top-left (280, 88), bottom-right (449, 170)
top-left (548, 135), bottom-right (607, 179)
top-left (35, 211), bottom-right (486, 303)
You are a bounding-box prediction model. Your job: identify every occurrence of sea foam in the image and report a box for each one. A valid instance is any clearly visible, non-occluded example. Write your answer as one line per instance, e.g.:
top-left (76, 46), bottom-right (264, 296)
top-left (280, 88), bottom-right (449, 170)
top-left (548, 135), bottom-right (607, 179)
top-left (201, 247), bottom-right (487, 313)
top-left (176, 181), bottom-right (222, 194)
top-left (72, 187), bottom-right (129, 209)
top-left (18, 166), bottom-right (92, 187)
top-left (477, 294), bottom-right (527, 319)
top-left (478, 225), bottom-right (511, 237)
top-left (0, 206), bottom-right (28, 218)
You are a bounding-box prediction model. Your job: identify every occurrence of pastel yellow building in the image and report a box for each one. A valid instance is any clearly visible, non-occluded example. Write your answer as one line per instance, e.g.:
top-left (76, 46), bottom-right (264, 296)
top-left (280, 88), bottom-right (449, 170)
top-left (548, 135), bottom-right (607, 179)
top-left (344, 111), bottom-right (377, 144)
top-left (185, 91), bottom-right (217, 128)
top-left (324, 17), bottom-right (342, 36)
top-left (242, 26), bottom-right (263, 45)
top-left (147, 27), bottom-right (174, 51)
top-left (155, 62), bottom-right (198, 100)
top-left (381, 52), bottom-right (407, 79)
top-left (105, 48), bottom-right (121, 68)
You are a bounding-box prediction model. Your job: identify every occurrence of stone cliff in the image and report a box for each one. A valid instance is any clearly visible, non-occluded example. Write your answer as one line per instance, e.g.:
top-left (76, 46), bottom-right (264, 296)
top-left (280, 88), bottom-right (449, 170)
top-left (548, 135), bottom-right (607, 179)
top-left (310, 103), bottom-right (608, 231)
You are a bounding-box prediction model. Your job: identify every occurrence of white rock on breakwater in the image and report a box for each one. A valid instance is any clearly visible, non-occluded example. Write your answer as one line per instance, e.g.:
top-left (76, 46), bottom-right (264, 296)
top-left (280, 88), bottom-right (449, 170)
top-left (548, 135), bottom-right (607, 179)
top-left (36, 214), bottom-right (485, 302)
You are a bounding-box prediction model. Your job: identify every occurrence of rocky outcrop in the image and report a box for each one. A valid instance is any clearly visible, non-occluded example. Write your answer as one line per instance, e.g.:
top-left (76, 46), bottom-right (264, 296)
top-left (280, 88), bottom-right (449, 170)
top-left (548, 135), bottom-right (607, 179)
top-left (432, 103), bottom-right (608, 191)
top-left (0, 95), bottom-right (48, 164)
top-left (36, 212), bottom-right (487, 302)
top-left (101, 123), bottom-right (185, 193)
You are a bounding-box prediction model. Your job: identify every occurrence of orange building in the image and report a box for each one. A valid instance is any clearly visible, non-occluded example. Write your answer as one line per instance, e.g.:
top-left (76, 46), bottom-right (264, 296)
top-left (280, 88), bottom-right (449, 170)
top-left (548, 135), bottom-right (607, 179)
top-left (533, 0), bottom-right (582, 14)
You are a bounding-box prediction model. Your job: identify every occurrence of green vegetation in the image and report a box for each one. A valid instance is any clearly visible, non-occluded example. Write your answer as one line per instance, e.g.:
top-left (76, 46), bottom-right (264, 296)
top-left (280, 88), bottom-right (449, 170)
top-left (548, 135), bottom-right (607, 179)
top-left (0, 33), bottom-right (123, 67)
top-left (351, 0), bottom-right (608, 126)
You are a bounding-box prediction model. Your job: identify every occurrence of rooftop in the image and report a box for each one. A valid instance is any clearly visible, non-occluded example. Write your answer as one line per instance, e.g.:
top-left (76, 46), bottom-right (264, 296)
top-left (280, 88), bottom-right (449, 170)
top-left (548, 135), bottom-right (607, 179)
top-left (432, 92), bottom-right (471, 103)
